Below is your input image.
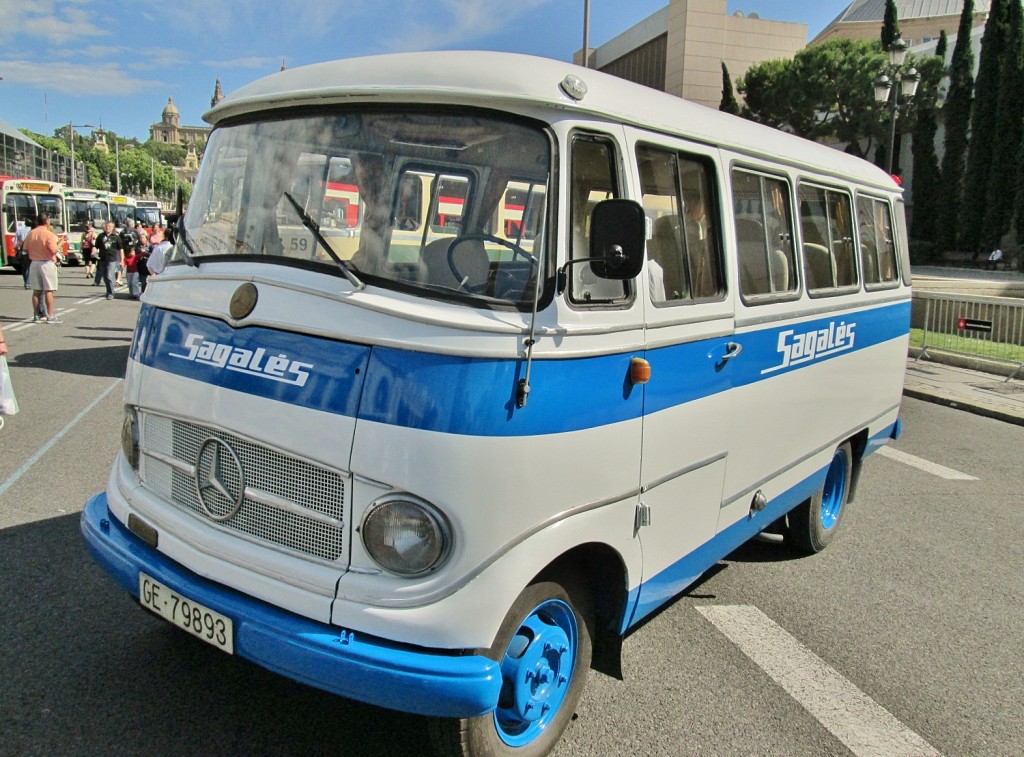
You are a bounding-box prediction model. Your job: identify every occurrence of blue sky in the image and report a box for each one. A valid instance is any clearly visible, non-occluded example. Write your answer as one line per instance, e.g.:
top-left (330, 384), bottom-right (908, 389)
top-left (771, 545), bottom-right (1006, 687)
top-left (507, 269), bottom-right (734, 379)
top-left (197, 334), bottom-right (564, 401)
top-left (0, 1), bottom-right (851, 144)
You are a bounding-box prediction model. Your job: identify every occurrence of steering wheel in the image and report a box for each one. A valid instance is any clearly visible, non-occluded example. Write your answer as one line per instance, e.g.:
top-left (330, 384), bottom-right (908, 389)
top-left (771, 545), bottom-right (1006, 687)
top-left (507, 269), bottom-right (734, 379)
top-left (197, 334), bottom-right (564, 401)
top-left (447, 233), bottom-right (537, 292)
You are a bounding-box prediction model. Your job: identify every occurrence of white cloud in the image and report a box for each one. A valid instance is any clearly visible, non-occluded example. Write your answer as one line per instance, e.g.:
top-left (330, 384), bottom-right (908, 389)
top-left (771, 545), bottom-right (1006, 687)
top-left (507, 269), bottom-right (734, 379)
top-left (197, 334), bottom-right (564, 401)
top-left (0, 59), bottom-right (164, 96)
top-left (201, 57), bottom-right (281, 70)
top-left (379, 0), bottom-right (556, 51)
top-left (0, 2), bottom-right (109, 47)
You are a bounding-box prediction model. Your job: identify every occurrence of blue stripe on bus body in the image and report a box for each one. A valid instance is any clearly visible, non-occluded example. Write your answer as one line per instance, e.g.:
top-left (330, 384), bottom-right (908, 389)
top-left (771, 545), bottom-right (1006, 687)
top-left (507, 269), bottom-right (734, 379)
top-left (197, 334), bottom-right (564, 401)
top-left (134, 305), bottom-right (371, 417)
top-left (133, 300), bottom-right (910, 437)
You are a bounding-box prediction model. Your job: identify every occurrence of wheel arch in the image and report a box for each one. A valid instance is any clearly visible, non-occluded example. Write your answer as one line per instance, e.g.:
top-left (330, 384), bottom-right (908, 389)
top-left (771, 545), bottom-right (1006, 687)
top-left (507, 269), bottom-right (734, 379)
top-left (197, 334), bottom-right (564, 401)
top-left (532, 542), bottom-right (630, 680)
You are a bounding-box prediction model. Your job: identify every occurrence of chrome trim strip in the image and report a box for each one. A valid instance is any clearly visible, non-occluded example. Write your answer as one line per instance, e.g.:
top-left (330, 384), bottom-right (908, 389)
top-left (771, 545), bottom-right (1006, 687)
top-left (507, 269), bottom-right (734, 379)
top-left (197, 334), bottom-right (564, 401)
top-left (245, 486), bottom-right (343, 529)
top-left (641, 452), bottom-right (727, 494)
top-left (735, 293), bottom-right (910, 329)
top-left (335, 485), bottom-right (642, 608)
top-left (143, 448), bottom-right (194, 476)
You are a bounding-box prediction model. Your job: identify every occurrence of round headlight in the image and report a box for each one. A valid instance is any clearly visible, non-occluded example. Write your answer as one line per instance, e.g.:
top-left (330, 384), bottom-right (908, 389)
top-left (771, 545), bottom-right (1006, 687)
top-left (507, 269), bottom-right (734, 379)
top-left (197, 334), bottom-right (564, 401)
top-left (361, 496), bottom-right (451, 576)
top-left (121, 407), bottom-right (140, 470)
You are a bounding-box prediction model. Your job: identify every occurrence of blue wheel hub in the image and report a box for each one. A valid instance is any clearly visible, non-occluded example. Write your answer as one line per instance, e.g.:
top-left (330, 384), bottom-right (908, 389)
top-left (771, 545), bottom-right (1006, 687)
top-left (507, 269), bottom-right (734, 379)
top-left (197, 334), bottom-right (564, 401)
top-left (820, 448), bottom-right (849, 530)
top-left (494, 598), bottom-right (578, 747)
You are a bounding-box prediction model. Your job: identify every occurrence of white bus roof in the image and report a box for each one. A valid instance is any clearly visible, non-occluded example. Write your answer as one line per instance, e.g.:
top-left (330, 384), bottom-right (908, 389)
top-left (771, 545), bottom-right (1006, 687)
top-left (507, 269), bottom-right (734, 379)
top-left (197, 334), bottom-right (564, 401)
top-left (206, 51), bottom-right (896, 192)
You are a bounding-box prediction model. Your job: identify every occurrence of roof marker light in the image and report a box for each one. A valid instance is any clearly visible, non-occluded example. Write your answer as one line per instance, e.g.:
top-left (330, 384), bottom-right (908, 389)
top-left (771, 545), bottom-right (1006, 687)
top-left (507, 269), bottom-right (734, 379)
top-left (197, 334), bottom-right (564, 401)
top-left (559, 74), bottom-right (588, 101)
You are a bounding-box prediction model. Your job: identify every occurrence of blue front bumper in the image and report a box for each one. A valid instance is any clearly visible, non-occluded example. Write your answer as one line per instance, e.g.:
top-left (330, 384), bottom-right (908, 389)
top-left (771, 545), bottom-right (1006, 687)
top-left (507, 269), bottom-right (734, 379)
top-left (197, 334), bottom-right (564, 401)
top-left (80, 492), bottom-right (501, 718)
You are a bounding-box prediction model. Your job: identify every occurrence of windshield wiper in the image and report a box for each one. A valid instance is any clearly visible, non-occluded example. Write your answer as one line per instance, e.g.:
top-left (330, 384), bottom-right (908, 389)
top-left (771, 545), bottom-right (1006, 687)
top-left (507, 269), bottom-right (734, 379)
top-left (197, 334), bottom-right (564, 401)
top-left (283, 192), bottom-right (365, 291)
top-left (174, 215), bottom-right (198, 267)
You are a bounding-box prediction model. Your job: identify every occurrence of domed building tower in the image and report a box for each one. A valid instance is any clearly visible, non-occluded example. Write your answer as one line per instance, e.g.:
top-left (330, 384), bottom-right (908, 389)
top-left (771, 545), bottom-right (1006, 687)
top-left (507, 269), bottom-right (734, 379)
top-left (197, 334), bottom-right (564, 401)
top-left (161, 97), bottom-right (180, 128)
top-left (149, 90), bottom-right (214, 146)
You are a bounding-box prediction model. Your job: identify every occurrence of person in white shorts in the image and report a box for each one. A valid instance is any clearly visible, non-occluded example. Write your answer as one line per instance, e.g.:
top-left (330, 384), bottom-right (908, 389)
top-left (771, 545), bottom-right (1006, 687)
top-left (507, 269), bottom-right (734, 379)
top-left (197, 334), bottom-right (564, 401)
top-left (22, 213), bottom-right (62, 324)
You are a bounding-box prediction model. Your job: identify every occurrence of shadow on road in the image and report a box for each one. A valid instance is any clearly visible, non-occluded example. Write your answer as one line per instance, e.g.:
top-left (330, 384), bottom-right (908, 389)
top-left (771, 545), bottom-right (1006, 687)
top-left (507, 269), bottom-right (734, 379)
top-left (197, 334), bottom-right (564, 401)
top-left (0, 513), bottom-right (434, 757)
top-left (8, 343), bottom-right (131, 380)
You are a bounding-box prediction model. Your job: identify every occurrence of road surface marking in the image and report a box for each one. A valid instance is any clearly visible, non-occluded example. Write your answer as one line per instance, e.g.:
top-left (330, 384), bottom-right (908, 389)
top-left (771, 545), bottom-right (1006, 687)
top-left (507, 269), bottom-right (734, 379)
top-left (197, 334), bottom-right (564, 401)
top-left (0, 379), bottom-right (122, 498)
top-left (876, 446), bottom-right (977, 480)
top-left (697, 605), bottom-right (941, 757)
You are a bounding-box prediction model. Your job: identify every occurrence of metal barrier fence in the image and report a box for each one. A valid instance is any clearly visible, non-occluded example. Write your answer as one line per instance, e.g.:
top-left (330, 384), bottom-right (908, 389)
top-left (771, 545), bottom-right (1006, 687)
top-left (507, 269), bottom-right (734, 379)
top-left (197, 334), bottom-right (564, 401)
top-left (913, 290), bottom-right (1024, 380)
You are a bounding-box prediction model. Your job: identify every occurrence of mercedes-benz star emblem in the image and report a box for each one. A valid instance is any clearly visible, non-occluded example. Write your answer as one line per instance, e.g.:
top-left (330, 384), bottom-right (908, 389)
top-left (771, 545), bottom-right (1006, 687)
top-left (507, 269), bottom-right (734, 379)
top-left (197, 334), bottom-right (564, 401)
top-left (229, 283), bottom-right (258, 320)
top-left (194, 437), bottom-right (245, 522)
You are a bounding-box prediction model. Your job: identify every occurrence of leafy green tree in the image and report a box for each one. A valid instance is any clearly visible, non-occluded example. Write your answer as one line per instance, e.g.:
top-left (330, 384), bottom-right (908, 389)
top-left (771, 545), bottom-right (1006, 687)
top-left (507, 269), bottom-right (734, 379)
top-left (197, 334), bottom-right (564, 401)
top-left (739, 38), bottom-right (891, 159)
top-left (962, 0), bottom-right (1010, 253)
top-left (982, 0), bottom-right (1024, 250)
top-left (910, 44), bottom-right (946, 248)
top-left (719, 62), bottom-right (740, 114)
top-left (882, 0), bottom-right (902, 49)
top-left (937, 0), bottom-right (976, 254)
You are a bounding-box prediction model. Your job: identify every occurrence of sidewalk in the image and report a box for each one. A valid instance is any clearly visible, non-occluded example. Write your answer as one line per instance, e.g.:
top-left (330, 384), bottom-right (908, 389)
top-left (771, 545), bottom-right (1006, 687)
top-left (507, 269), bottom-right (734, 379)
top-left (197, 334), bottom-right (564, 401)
top-left (903, 355), bottom-right (1024, 426)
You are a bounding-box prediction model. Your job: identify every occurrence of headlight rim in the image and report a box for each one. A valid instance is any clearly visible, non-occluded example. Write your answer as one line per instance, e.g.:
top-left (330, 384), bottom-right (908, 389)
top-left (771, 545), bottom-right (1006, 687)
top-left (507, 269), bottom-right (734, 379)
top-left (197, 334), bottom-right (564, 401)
top-left (360, 494), bottom-right (453, 577)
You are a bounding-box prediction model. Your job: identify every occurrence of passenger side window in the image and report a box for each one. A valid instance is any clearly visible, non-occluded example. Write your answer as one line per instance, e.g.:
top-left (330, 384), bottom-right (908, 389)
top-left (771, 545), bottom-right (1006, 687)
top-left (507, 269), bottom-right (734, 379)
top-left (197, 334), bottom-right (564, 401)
top-left (569, 135), bottom-right (627, 304)
top-left (856, 196), bottom-right (899, 287)
top-left (731, 169), bottom-right (797, 300)
top-left (637, 145), bottom-right (723, 304)
top-left (799, 184), bottom-right (857, 295)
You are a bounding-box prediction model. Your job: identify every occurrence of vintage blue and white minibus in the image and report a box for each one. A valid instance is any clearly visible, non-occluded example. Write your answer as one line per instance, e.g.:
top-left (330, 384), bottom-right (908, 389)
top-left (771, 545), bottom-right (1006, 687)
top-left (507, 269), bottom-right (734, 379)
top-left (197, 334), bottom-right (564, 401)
top-left (81, 51), bottom-right (911, 756)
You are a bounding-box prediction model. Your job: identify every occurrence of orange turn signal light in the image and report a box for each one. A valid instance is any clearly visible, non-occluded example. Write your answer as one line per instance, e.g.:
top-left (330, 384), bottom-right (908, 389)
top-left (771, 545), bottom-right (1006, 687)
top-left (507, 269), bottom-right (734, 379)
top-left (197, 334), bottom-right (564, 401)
top-left (630, 357), bottom-right (651, 385)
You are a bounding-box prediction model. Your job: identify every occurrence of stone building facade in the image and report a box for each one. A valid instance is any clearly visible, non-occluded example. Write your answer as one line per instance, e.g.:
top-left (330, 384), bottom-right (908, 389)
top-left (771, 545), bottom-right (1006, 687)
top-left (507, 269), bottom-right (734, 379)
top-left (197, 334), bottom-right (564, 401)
top-left (575, 0), bottom-right (807, 110)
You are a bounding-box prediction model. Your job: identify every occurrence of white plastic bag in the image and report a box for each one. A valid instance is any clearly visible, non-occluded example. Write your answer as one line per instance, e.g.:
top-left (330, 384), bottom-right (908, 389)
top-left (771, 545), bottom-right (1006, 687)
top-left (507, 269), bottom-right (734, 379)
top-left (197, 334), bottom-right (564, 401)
top-left (0, 356), bottom-right (19, 417)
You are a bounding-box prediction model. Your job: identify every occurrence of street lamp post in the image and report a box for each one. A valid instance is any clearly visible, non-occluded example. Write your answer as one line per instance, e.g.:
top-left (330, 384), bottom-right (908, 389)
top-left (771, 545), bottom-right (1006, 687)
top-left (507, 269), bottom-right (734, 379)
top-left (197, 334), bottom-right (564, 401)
top-left (582, 0), bottom-right (591, 68)
top-left (873, 37), bottom-right (920, 175)
top-left (67, 122), bottom-right (95, 187)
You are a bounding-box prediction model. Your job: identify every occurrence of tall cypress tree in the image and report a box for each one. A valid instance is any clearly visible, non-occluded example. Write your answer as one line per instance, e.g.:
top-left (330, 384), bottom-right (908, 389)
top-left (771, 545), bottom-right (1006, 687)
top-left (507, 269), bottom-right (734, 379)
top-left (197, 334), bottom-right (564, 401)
top-left (910, 33), bottom-right (947, 250)
top-left (982, 0), bottom-right (1024, 251)
top-left (719, 62), bottom-right (740, 115)
top-left (962, 0), bottom-right (1009, 253)
top-left (882, 0), bottom-right (901, 48)
top-left (937, 0), bottom-right (976, 254)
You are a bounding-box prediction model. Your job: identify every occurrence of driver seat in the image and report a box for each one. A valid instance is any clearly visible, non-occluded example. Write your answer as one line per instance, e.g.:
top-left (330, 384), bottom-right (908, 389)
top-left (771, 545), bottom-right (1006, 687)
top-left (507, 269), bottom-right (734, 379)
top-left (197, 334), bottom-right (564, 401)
top-left (421, 236), bottom-right (490, 291)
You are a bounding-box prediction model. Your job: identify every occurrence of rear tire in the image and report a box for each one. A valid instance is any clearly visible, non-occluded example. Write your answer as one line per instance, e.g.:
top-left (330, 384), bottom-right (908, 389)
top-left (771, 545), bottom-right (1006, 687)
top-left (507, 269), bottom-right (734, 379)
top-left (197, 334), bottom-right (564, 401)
top-left (788, 442), bottom-right (853, 553)
top-left (429, 575), bottom-right (593, 757)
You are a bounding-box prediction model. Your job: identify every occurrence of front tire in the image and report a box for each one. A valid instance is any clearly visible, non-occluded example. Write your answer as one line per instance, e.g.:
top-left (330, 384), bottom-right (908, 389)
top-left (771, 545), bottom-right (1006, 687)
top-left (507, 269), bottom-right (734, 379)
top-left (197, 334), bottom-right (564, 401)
top-left (429, 575), bottom-right (593, 757)
top-left (788, 442), bottom-right (853, 553)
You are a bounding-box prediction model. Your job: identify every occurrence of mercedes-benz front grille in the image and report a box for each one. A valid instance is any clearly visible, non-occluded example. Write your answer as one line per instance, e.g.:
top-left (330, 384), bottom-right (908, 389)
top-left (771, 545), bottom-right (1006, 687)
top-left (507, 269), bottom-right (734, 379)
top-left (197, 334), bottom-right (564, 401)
top-left (137, 412), bottom-right (346, 561)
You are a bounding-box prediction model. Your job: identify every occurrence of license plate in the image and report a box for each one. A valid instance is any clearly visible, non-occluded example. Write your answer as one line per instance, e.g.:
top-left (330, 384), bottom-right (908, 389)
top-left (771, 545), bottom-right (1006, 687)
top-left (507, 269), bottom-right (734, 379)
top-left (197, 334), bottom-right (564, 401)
top-left (139, 573), bottom-right (234, 654)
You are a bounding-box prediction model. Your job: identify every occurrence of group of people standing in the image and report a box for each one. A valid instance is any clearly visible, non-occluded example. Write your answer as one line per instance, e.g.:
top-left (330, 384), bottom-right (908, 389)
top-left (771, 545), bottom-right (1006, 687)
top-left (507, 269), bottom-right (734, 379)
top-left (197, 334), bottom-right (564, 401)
top-left (12, 213), bottom-right (172, 324)
top-left (81, 218), bottom-right (170, 300)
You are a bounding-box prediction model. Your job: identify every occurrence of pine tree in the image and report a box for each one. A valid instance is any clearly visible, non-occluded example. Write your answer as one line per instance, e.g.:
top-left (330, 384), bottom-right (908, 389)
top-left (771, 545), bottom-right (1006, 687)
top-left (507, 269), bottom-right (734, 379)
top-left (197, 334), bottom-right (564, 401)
top-left (981, 0), bottom-right (1024, 251)
top-left (937, 0), bottom-right (976, 254)
top-left (961, 0), bottom-right (1009, 253)
top-left (882, 0), bottom-right (901, 49)
top-left (719, 62), bottom-right (740, 115)
top-left (910, 36), bottom-right (947, 250)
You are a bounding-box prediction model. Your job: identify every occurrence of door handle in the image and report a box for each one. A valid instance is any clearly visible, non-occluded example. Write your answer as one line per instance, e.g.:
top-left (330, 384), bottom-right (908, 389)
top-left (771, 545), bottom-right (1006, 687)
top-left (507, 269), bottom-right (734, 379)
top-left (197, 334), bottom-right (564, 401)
top-left (708, 341), bottom-right (742, 366)
top-left (722, 341), bottom-right (742, 361)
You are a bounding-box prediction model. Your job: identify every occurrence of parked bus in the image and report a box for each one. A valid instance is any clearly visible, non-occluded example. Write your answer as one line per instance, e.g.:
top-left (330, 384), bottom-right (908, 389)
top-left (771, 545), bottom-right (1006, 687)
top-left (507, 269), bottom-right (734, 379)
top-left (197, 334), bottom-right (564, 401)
top-left (1, 177), bottom-right (69, 267)
top-left (63, 187), bottom-right (112, 265)
top-left (108, 194), bottom-right (137, 230)
top-left (133, 199), bottom-right (163, 232)
top-left (81, 53), bottom-right (911, 756)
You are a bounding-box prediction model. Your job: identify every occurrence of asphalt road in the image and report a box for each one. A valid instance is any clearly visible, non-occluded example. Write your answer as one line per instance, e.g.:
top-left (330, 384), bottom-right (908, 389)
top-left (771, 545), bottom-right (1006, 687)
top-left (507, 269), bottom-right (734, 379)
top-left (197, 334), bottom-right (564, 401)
top-left (0, 268), bottom-right (1021, 756)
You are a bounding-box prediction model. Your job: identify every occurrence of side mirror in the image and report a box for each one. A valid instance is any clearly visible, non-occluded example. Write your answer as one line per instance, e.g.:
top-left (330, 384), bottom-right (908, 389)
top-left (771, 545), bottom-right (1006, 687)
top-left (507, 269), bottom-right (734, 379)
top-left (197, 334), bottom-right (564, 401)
top-left (589, 199), bottom-right (645, 280)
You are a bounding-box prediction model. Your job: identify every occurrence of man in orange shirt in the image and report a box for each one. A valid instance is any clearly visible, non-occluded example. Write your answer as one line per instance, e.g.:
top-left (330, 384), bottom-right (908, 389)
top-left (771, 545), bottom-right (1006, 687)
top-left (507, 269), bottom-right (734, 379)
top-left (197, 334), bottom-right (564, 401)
top-left (23, 213), bottom-right (62, 324)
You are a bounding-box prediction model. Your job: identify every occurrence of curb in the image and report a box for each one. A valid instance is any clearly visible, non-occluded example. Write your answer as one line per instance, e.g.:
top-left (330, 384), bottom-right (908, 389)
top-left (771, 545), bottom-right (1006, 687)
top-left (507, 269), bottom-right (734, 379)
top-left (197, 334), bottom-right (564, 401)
top-left (901, 385), bottom-right (1024, 427)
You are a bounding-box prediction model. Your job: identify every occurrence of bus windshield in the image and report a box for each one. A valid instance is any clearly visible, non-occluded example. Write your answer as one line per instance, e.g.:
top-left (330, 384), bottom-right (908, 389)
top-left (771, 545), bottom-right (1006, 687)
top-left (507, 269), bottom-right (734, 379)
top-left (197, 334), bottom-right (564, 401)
top-left (183, 109), bottom-right (551, 306)
top-left (66, 198), bottom-right (110, 230)
top-left (6, 193), bottom-right (66, 233)
top-left (135, 207), bottom-right (162, 227)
